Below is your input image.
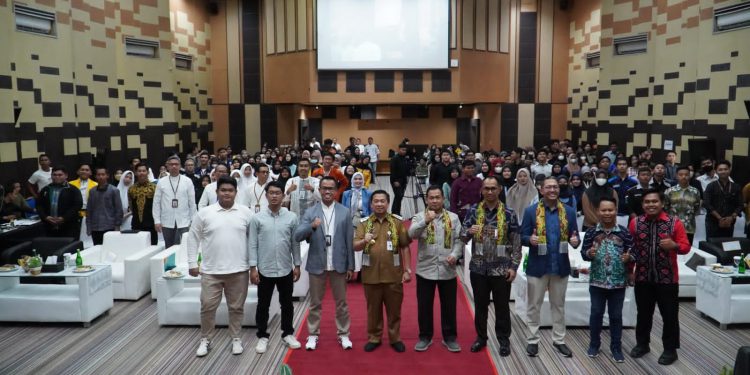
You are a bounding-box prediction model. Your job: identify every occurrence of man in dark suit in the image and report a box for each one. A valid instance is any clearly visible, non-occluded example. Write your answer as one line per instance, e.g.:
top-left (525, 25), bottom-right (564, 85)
top-left (37, 166), bottom-right (83, 238)
top-left (389, 144), bottom-right (410, 216)
top-left (294, 176), bottom-right (355, 351)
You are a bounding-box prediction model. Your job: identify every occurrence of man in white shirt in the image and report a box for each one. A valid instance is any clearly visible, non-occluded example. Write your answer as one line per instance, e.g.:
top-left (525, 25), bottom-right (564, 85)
top-left (284, 158), bottom-right (320, 217)
top-left (696, 157), bottom-right (719, 191)
top-left (364, 137), bottom-right (380, 177)
top-left (27, 153), bottom-right (52, 200)
top-left (245, 164), bottom-right (271, 213)
top-left (332, 138), bottom-right (342, 152)
top-left (198, 164), bottom-right (229, 209)
top-left (530, 150), bottom-right (553, 179)
top-left (153, 155), bottom-right (197, 248)
top-left (188, 176), bottom-right (253, 357)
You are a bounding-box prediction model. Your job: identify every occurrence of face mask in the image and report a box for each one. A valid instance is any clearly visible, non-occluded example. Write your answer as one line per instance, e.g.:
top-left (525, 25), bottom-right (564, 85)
top-left (595, 178), bottom-right (607, 186)
top-left (558, 155), bottom-right (565, 161)
top-left (261, 158), bottom-right (267, 163)
top-left (569, 158), bottom-right (577, 164)
top-left (310, 159), bottom-right (318, 164)
top-left (702, 165), bottom-right (712, 173)
top-left (689, 171), bottom-right (694, 178)
top-left (494, 167), bottom-right (502, 173)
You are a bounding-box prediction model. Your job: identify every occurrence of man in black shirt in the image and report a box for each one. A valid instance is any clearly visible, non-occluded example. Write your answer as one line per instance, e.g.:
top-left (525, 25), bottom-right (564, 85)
top-left (429, 150), bottom-right (455, 188)
top-left (703, 160), bottom-right (743, 239)
top-left (389, 144), bottom-right (410, 216)
top-left (37, 166), bottom-right (83, 238)
top-left (626, 167), bottom-right (653, 219)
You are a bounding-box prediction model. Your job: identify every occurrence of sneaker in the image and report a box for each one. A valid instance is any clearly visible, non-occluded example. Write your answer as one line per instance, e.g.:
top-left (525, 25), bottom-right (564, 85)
top-left (231, 338), bottom-right (243, 355)
top-left (196, 338), bottom-right (210, 357)
top-left (283, 335), bottom-right (301, 349)
top-left (587, 346), bottom-right (600, 358)
top-left (255, 338), bottom-right (269, 354)
top-left (612, 349), bottom-right (625, 363)
top-left (305, 335), bottom-right (318, 350)
top-left (414, 339), bottom-right (433, 352)
top-left (442, 340), bottom-right (461, 353)
top-left (339, 335), bottom-right (353, 350)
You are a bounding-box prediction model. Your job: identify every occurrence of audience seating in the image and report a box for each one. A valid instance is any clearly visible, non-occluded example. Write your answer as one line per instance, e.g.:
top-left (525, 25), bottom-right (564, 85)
top-left (698, 237), bottom-right (750, 265)
top-left (80, 231), bottom-right (163, 300)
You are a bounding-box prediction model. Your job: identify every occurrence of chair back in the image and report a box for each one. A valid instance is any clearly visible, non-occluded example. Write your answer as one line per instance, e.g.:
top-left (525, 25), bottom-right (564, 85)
top-left (103, 231), bottom-right (151, 261)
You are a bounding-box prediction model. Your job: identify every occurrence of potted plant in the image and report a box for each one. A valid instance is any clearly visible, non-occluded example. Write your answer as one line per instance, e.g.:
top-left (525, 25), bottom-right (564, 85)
top-left (27, 252), bottom-right (43, 276)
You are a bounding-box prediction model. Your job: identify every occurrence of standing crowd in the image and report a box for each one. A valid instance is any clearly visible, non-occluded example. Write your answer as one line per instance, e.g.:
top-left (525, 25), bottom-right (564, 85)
top-left (6, 136), bottom-right (747, 366)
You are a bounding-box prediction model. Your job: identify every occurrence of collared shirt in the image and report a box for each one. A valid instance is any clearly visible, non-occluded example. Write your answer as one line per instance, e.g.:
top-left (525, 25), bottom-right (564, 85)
top-left (531, 162), bottom-right (552, 179)
top-left (284, 176), bottom-right (320, 217)
top-left (186, 202), bottom-right (252, 274)
top-left (449, 176), bottom-right (483, 214)
top-left (703, 179), bottom-right (743, 222)
top-left (460, 204), bottom-right (522, 277)
top-left (625, 184), bottom-right (650, 216)
top-left (49, 185), bottom-right (62, 217)
top-left (245, 181), bottom-right (269, 213)
top-left (409, 210), bottom-right (464, 280)
top-left (581, 224), bottom-right (633, 289)
top-left (521, 201), bottom-right (578, 277)
top-left (321, 202), bottom-right (336, 271)
top-left (198, 182), bottom-right (219, 209)
top-left (153, 174), bottom-right (196, 228)
top-left (608, 175), bottom-right (638, 215)
top-left (248, 207), bottom-right (301, 277)
top-left (355, 214), bottom-right (410, 284)
top-left (697, 173), bottom-right (718, 191)
top-left (364, 143), bottom-right (380, 160)
top-left (664, 184), bottom-right (702, 233)
top-left (429, 162), bottom-right (456, 187)
top-left (86, 184), bottom-right (124, 231)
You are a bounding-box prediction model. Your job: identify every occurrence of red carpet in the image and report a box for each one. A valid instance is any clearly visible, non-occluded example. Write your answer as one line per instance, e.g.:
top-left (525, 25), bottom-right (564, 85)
top-left (285, 231), bottom-right (498, 374)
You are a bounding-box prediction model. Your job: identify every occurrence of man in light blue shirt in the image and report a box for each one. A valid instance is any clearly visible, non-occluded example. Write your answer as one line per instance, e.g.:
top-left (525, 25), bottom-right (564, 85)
top-left (249, 181), bottom-right (301, 354)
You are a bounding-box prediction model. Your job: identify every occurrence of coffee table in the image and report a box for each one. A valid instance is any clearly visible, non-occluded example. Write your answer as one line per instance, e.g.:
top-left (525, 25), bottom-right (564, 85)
top-left (696, 266), bottom-right (750, 329)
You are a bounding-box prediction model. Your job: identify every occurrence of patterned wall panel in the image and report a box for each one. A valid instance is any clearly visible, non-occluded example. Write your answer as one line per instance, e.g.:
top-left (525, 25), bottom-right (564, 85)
top-left (0, 0), bottom-right (213, 184)
top-left (567, 0), bottom-right (750, 180)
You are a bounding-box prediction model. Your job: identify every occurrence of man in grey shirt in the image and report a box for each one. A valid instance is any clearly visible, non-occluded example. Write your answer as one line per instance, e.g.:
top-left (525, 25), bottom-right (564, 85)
top-left (408, 185), bottom-right (463, 353)
top-left (249, 181), bottom-right (302, 354)
top-left (86, 167), bottom-right (123, 245)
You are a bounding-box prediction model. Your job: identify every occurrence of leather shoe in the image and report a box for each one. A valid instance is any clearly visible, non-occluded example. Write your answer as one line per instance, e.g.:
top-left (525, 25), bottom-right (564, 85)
top-left (470, 339), bottom-right (486, 353)
top-left (553, 343), bottom-right (573, 357)
top-left (498, 343), bottom-right (511, 357)
top-left (629, 345), bottom-right (650, 358)
top-left (363, 342), bottom-right (381, 352)
top-left (391, 341), bottom-right (406, 353)
top-left (658, 350), bottom-right (678, 365)
top-left (526, 343), bottom-right (539, 357)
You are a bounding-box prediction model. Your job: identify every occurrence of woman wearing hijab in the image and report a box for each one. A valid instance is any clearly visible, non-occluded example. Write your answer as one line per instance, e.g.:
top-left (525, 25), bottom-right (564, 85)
top-left (196, 175), bottom-right (211, 205)
top-left (230, 169), bottom-right (242, 181)
top-left (562, 153), bottom-right (582, 176)
top-left (238, 163), bottom-right (256, 190)
top-left (117, 170), bottom-right (134, 230)
top-left (504, 168), bottom-right (538, 223)
top-left (342, 172), bottom-right (372, 227)
top-left (357, 155), bottom-right (374, 189)
top-left (497, 166), bottom-right (516, 197)
top-left (581, 169), bottom-right (619, 231)
top-left (476, 161), bottom-right (492, 180)
top-left (557, 175), bottom-right (577, 209)
top-left (441, 167), bottom-right (461, 210)
top-left (570, 173), bottom-right (586, 212)
top-left (276, 166), bottom-right (292, 188)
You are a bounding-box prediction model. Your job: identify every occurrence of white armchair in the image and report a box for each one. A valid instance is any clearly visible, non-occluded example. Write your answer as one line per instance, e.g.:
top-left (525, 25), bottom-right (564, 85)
top-left (80, 231), bottom-right (163, 300)
top-left (150, 233), bottom-right (194, 299)
top-left (677, 247), bottom-right (717, 297)
top-left (293, 241), bottom-right (310, 299)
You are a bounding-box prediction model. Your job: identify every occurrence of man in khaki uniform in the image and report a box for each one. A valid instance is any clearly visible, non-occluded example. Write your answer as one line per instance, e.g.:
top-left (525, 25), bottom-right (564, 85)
top-left (354, 189), bottom-right (412, 353)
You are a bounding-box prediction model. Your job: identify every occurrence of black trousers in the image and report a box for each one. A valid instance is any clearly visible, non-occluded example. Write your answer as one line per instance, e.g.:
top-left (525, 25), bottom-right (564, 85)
top-left (391, 182), bottom-right (406, 216)
top-left (256, 271), bottom-right (295, 338)
top-left (416, 275), bottom-right (457, 341)
top-left (706, 221), bottom-right (734, 240)
top-left (470, 271), bottom-right (512, 343)
top-left (634, 283), bottom-right (680, 350)
top-left (91, 230), bottom-right (114, 245)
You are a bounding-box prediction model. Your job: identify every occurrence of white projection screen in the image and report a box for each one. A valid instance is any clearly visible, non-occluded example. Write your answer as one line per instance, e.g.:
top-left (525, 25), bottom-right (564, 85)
top-left (316, 0), bottom-right (450, 70)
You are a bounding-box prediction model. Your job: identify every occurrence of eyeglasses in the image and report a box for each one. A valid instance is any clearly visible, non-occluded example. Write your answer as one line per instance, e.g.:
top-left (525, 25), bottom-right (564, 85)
top-left (319, 187), bottom-right (336, 191)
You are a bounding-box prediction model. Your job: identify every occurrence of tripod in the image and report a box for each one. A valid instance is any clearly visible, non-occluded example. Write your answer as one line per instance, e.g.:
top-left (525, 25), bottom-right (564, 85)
top-left (407, 175), bottom-right (427, 215)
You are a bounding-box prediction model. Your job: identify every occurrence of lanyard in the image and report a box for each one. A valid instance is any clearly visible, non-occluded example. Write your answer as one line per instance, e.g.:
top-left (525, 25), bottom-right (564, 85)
top-left (168, 175), bottom-right (181, 196)
top-left (322, 204), bottom-right (335, 235)
top-left (253, 183), bottom-right (265, 204)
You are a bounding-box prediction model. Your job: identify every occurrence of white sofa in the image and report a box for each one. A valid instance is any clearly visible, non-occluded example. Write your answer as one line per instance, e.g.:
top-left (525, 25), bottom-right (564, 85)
top-left (157, 276), bottom-right (279, 326)
top-left (150, 233), bottom-right (194, 299)
top-left (696, 266), bottom-right (750, 329)
top-left (677, 247), bottom-right (717, 297)
top-left (151, 233), bottom-right (310, 299)
top-left (80, 231), bottom-right (163, 300)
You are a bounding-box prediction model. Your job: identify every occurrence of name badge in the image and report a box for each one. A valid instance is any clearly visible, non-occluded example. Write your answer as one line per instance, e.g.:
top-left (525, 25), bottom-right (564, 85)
top-left (538, 243), bottom-right (548, 256)
top-left (393, 254), bottom-right (400, 267)
top-left (255, 204), bottom-right (260, 213)
top-left (325, 235), bottom-right (332, 247)
top-left (387, 241), bottom-right (394, 251)
top-left (495, 245), bottom-right (507, 257)
top-left (362, 253), bottom-right (370, 267)
top-left (560, 241), bottom-right (569, 254)
top-left (494, 229), bottom-right (498, 238)
top-left (171, 199), bottom-right (179, 208)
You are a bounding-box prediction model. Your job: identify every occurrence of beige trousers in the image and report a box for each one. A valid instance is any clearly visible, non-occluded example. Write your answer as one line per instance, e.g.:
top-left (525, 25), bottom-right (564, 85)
top-left (526, 274), bottom-right (568, 345)
top-left (200, 271), bottom-right (250, 339)
top-left (307, 271), bottom-right (351, 336)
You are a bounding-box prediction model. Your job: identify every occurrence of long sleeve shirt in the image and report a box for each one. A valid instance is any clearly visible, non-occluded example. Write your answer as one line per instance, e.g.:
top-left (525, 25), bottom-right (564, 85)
top-left (312, 167), bottom-right (348, 200)
top-left (628, 212), bottom-right (690, 284)
top-left (608, 175), bottom-right (638, 215)
top-left (521, 202), bottom-right (578, 277)
top-left (86, 184), bottom-right (123, 231)
top-left (186, 203), bottom-right (252, 274)
top-left (152, 174), bottom-right (196, 228)
top-left (409, 210), bottom-right (464, 280)
top-left (461, 203), bottom-right (522, 277)
top-left (703, 179), bottom-right (743, 223)
top-left (430, 162), bottom-right (456, 187)
top-left (198, 182), bottom-right (218, 209)
top-left (248, 207), bottom-right (301, 277)
top-left (450, 176), bottom-right (483, 214)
